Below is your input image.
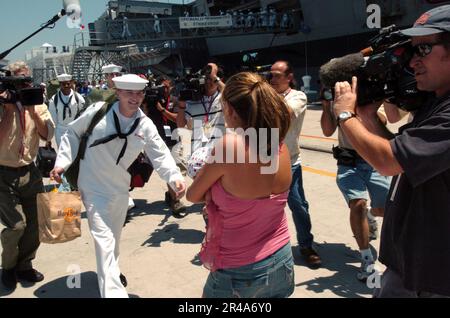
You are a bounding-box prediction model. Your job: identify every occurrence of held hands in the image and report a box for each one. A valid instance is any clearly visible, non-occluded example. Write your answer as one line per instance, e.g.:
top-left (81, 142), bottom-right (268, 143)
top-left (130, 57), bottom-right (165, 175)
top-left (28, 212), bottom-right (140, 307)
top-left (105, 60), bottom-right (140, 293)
top-left (172, 180), bottom-right (187, 199)
top-left (49, 167), bottom-right (65, 184)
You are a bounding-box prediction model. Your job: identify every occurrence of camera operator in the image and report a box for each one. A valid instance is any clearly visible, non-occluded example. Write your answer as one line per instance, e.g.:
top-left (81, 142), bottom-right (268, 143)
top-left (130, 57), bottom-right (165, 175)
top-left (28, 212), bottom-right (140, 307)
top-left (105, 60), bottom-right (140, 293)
top-left (332, 5), bottom-right (450, 297)
top-left (0, 61), bottom-right (55, 290)
top-left (269, 60), bottom-right (322, 269)
top-left (320, 85), bottom-right (392, 282)
top-left (176, 62), bottom-right (226, 158)
top-left (141, 75), bottom-right (187, 216)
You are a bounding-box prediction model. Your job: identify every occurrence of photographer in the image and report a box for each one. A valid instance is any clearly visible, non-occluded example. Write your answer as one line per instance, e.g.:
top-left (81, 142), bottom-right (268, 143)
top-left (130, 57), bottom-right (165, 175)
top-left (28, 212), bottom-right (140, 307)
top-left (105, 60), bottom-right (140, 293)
top-left (269, 60), bottom-right (322, 269)
top-left (0, 61), bottom-right (55, 290)
top-left (176, 63), bottom-right (226, 158)
top-left (332, 5), bottom-right (450, 297)
top-left (320, 85), bottom-right (391, 282)
top-left (142, 75), bottom-right (186, 216)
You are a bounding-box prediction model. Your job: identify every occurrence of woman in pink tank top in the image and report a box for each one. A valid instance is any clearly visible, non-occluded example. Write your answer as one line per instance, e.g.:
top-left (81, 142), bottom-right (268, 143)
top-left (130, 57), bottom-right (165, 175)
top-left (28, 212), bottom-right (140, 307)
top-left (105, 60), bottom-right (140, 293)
top-left (187, 72), bottom-right (295, 298)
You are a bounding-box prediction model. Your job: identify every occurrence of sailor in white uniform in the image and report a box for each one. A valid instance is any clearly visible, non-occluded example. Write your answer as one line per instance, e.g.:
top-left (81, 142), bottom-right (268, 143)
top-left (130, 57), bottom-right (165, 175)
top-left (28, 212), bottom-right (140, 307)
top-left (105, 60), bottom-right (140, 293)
top-left (48, 74), bottom-right (85, 147)
top-left (50, 74), bottom-right (186, 298)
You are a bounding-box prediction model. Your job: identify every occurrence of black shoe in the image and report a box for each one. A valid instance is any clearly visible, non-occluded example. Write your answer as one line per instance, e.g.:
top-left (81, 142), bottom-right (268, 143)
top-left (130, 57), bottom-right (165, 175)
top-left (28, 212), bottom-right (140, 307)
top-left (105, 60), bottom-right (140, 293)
top-left (164, 191), bottom-right (171, 205)
top-left (120, 273), bottom-right (127, 287)
top-left (16, 268), bottom-right (44, 283)
top-left (1, 268), bottom-right (17, 290)
top-left (300, 247), bottom-right (322, 269)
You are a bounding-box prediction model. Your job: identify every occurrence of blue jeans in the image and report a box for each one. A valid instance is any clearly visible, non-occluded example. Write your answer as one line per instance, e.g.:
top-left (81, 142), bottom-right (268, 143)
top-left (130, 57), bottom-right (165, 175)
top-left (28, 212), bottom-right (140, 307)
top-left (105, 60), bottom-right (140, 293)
top-left (203, 243), bottom-right (294, 298)
top-left (287, 164), bottom-right (314, 249)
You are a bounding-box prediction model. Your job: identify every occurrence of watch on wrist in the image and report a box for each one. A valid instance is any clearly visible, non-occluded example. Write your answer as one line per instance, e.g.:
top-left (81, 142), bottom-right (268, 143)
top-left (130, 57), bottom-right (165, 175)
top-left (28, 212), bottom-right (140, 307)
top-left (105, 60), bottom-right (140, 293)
top-left (337, 111), bottom-right (356, 125)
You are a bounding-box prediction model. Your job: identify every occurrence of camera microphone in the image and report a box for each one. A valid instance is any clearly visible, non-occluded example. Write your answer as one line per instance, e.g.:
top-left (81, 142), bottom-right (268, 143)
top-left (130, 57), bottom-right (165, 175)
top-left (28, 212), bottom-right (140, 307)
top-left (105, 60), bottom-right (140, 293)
top-left (319, 53), bottom-right (365, 88)
top-left (62, 0), bottom-right (81, 17)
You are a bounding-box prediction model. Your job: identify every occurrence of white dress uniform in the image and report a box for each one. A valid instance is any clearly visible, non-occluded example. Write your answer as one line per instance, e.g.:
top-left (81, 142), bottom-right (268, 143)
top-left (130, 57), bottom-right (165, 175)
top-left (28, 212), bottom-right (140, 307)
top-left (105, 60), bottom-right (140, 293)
top-left (55, 76), bottom-right (184, 298)
top-left (49, 75), bottom-right (85, 147)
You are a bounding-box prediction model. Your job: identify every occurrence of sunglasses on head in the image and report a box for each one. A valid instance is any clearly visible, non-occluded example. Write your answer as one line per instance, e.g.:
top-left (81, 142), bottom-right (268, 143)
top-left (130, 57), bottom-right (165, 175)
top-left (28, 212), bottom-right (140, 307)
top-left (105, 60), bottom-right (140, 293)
top-left (412, 42), bottom-right (444, 57)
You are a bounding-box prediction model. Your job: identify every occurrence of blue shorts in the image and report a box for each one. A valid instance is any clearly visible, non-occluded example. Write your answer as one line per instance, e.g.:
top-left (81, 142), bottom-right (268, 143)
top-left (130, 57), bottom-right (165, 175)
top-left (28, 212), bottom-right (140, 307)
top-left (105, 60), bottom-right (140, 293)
top-left (202, 243), bottom-right (295, 298)
top-left (336, 162), bottom-right (391, 208)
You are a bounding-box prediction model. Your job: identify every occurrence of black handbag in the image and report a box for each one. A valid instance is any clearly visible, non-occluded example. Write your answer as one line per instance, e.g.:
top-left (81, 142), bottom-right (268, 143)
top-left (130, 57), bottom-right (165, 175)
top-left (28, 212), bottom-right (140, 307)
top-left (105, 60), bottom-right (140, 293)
top-left (128, 153), bottom-right (154, 190)
top-left (36, 146), bottom-right (57, 177)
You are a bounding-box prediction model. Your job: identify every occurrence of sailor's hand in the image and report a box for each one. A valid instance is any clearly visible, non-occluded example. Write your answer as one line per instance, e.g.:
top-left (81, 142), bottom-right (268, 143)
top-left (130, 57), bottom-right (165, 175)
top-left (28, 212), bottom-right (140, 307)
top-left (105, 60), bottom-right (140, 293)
top-left (173, 180), bottom-right (186, 199)
top-left (50, 167), bottom-right (65, 184)
top-left (333, 76), bottom-right (357, 117)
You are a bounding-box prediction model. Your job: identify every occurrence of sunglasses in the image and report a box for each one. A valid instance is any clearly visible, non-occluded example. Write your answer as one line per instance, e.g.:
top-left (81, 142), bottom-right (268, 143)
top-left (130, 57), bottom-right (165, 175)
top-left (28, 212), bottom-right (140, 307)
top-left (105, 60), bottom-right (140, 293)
top-left (412, 42), bottom-right (444, 57)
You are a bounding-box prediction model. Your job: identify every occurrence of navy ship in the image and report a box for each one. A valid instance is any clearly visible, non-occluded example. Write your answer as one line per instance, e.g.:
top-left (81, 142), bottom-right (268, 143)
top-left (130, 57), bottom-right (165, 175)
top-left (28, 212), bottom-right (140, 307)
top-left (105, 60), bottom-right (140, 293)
top-left (76, 0), bottom-right (449, 94)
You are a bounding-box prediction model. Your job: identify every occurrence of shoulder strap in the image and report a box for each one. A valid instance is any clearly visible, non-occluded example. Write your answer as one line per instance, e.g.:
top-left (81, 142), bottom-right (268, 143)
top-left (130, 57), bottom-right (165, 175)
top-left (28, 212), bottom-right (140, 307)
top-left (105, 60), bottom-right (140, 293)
top-left (78, 102), bottom-right (114, 160)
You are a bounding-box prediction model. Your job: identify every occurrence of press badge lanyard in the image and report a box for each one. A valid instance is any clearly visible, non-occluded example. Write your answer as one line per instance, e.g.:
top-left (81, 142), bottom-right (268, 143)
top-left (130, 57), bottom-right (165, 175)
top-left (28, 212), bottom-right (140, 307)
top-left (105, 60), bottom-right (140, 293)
top-left (163, 95), bottom-right (170, 124)
top-left (17, 103), bottom-right (26, 159)
top-left (201, 91), bottom-right (219, 123)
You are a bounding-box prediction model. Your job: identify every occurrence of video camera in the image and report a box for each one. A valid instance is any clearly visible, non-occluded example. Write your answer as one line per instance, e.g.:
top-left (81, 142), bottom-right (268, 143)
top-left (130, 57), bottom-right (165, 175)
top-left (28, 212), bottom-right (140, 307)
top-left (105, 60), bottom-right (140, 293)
top-left (144, 84), bottom-right (166, 106)
top-left (0, 71), bottom-right (44, 106)
top-left (176, 66), bottom-right (212, 102)
top-left (319, 25), bottom-right (430, 111)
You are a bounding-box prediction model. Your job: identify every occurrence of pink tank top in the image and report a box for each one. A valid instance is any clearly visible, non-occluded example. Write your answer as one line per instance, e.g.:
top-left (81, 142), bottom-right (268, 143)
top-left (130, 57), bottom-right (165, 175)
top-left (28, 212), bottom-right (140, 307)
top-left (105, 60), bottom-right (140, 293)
top-left (199, 180), bottom-right (291, 272)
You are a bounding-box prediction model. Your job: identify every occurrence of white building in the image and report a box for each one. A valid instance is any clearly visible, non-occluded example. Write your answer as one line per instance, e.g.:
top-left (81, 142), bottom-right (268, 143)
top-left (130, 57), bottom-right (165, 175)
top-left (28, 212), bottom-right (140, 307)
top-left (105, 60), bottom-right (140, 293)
top-left (25, 46), bottom-right (74, 83)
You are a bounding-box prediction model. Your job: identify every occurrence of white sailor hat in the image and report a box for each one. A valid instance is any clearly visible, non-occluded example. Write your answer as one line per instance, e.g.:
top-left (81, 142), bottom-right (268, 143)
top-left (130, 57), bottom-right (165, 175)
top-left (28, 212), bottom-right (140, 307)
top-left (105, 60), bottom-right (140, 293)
top-left (57, 74), bottom-right (72, 82)
top-left (113, 74), bottom-right (149, 90)
top-left (102, 64), bottom-right (122, 74)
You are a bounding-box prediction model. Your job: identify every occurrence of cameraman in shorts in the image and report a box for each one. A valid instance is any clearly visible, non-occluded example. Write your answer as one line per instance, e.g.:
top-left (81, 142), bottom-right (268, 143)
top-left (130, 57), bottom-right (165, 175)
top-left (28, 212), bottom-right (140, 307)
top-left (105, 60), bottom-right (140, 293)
top-left (332, 5), bottom-right (450, 297)
top-left (320, 85), bottom-right (391, 282)
top-left (0, 61), bottom-right (55, 290)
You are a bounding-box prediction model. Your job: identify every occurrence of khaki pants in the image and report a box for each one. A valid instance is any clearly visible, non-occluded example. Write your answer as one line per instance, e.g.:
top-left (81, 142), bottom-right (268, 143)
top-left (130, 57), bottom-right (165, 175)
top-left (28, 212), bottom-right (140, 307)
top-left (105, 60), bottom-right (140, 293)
top-left (0, 164), bottom-right (44, 270)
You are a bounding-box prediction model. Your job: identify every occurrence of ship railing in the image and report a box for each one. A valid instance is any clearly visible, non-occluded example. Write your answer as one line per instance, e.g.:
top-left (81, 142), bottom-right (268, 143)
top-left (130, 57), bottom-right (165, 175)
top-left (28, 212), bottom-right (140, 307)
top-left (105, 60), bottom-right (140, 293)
top-left (89, 9), bottom-right (302, 44)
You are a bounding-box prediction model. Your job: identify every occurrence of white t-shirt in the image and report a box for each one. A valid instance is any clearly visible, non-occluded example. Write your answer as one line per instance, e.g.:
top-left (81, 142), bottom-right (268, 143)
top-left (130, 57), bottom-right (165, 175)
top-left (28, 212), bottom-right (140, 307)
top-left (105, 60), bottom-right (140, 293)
top-left (283, 89), bottom-right (307, 166)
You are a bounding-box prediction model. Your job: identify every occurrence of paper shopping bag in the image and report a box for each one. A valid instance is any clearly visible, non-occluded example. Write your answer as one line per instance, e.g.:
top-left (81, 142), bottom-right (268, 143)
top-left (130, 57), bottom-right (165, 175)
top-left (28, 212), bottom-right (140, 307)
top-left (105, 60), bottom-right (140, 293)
top-left (37, 191), bottom-right (82, 244)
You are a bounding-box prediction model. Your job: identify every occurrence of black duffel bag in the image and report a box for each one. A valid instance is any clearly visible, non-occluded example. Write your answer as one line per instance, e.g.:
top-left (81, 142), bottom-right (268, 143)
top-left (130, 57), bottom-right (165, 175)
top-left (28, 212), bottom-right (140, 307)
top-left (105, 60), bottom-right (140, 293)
top-left (36, 145), bottom-right (57, 177)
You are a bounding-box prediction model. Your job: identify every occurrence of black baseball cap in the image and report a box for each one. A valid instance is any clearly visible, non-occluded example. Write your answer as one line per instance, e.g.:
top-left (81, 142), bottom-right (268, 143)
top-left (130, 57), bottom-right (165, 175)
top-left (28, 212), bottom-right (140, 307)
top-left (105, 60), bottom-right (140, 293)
top-left (401, 5), bottom-right (450, 36)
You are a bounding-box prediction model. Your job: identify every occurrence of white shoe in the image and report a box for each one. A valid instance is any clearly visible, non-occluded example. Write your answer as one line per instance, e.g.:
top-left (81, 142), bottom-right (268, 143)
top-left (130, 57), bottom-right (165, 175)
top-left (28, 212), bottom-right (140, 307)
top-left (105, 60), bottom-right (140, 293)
top-left (128, 197), bottom-right (135, 211)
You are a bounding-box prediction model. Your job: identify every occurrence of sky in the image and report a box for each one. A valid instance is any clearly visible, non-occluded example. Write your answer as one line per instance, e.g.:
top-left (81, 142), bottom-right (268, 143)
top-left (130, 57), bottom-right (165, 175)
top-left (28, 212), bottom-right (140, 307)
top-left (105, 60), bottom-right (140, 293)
top-left (0, 0), bottom-right (189, 63)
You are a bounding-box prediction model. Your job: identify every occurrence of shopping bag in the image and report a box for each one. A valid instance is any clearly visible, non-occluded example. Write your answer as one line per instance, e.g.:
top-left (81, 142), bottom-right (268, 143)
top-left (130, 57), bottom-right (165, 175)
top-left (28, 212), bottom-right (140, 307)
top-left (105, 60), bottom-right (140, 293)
top-left (37, 189), bottom-right (82, 244)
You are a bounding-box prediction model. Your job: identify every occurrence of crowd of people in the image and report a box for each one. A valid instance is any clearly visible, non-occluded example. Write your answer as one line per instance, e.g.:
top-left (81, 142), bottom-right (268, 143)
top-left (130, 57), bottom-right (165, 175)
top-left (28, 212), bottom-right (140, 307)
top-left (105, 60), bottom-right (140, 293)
top-left (1, 5), bottom-right (450, 298)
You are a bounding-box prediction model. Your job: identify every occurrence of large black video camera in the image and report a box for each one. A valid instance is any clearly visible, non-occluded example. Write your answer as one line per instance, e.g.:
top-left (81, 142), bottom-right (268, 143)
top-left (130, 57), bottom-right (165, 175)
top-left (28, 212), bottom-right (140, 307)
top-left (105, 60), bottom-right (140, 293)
top-left (177, 66), bottom-right (213, 102)
top-left (0, 72), bottom-right (44, 106)
top-left (144, 84), bottom-right (165, 107)
top-left (319, 25), bottom-right (430, 111)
